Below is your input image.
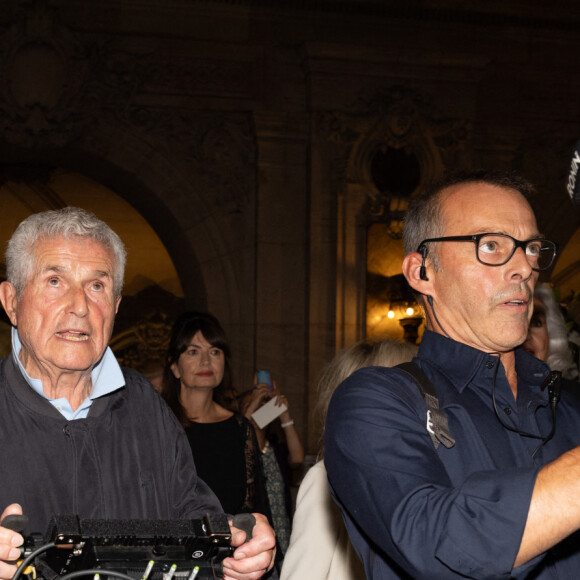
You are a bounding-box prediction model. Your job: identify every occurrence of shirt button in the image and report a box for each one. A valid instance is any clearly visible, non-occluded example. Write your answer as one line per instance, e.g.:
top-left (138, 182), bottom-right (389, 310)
top-left (486, 360), bottom-right (495, 369)
top-left (504, 407), bottom-right (512, 415)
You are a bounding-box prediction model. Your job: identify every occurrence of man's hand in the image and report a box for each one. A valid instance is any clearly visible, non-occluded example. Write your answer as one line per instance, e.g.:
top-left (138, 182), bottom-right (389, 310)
top-left (0, 504), bottom-right (24, 580)
top-left (223, 513), bottom-right (276, 580)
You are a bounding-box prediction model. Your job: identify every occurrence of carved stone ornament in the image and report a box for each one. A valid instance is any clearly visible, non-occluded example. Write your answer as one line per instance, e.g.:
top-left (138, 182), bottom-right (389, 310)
top-left (109, 285), bottom-right (186, 374)
top-left (317, 85), bottom-right (470, 226)
top-left (0, 1), bottom-right (93, 147)
top-left (0, 1), bottom-right (255, 212)
top-left (131, 110), bottom-right (254, 214)
top-left (110, 314), bottom-right (173, 372)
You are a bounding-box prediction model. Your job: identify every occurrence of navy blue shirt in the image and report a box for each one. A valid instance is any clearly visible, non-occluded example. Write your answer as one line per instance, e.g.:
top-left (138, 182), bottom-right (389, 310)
top-left (325, 330), bottom-right (580, 579)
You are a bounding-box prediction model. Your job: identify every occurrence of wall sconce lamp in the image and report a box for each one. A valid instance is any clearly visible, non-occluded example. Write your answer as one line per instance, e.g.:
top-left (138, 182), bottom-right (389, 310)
top-left (387, 301), bottom-right (417, 319)
top-left (383, 274), bottom-right (424, 343)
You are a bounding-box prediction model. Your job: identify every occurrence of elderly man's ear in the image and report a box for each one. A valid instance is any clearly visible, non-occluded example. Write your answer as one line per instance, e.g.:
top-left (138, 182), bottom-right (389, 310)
top-left (402, 252), bottom-right (434, 296)
top-left (0, 282), bottom-right (18, 326)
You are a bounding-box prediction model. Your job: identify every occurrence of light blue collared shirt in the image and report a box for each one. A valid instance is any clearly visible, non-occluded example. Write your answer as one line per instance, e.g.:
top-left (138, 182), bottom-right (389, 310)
top-left (11, 326), bottom-right (126, 420)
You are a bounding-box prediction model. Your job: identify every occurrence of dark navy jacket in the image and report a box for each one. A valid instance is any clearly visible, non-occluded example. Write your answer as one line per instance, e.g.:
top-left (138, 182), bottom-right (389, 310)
top-left (0, 355), bottom-right (222, 536)
top-left (325, 330), bottom-right (580, 579)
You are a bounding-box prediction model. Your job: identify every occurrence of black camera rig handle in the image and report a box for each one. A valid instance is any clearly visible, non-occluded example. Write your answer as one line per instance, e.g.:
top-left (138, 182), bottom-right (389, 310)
top-left (231, 513), bottom-right (256, 542)
top-left (1, 514), bottom-right (29, 533)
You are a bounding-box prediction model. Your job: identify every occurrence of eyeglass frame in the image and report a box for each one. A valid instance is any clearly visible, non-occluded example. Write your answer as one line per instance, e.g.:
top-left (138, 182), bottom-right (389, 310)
top-left (416, 233), bottom-right (559, 272)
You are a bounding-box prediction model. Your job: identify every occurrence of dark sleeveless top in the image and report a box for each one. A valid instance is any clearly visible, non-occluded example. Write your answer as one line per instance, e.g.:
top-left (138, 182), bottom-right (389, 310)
top-left (185, 414), bottom-right (271, 517)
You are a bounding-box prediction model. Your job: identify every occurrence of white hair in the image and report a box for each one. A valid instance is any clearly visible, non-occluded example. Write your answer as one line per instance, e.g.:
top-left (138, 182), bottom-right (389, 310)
top-left (6, 207), bottom-right (127, 298)
top-left (315, 338), bottom-right (418, 457)
top-left (535, 284), bottom-right (578, 380)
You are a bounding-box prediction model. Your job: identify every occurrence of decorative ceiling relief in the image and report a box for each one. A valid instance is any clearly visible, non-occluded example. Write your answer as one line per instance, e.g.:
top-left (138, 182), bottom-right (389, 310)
top-left (0, 2), bottom-right (91, 146)
top-left (0, 1), bottom-right (255, 213)
top-left (317, 85), bottom-right (470, 226)
top-left (315, 85), bottom-right (470, 342)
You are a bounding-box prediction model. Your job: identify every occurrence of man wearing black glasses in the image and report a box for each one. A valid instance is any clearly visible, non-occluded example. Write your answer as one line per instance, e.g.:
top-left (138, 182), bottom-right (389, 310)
top-left (326, 171), bottom-right (580, 579)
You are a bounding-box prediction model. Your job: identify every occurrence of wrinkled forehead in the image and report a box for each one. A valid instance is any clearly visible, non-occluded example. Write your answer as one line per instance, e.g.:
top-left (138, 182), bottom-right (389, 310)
top-left (439, 182), bottom-right (539, 237)
top-left (30, 235), bottom-right (117, 275)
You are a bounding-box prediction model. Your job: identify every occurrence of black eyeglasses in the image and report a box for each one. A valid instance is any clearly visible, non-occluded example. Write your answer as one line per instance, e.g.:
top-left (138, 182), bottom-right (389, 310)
top-left (417, 233), bottom-right (558, 271)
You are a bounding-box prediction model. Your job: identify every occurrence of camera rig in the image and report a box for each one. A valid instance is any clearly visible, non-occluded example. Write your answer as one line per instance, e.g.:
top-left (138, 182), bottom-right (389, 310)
top-left (11, 513), bottom-right (253, 580)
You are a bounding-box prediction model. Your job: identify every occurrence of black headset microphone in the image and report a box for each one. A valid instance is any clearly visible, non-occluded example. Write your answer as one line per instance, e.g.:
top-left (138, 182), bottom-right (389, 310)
top-left (543, 370), bottom-right (562, 408)
top-left (498, 139), bottom-right (580, 451)
top-left (418, 245), bottom-right (449, 337)
top-left (418, 245), bottom-right (433, 308)
top-left (419, 242), bottom-right (561, 454)
top-left (419, 245), bottom-right (434, 308)
top-left (419, 245), bottom-right (429, 282)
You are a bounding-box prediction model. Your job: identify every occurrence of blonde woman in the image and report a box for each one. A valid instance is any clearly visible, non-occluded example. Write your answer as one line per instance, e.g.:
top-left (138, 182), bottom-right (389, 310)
top-left (281, 339), bottom-right (418, 580)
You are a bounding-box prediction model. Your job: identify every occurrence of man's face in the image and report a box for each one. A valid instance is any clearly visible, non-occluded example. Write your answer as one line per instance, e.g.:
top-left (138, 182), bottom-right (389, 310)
top-left (522, 296), bottom-right (549, 361)
top-left (1, 236), bottom-right (121, 382)
top-left (427, 183), bottom-right (540, 353)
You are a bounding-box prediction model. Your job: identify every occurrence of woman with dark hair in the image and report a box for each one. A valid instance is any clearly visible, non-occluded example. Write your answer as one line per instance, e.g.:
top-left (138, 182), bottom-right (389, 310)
top-left (161, 311), bottom-right (271, 517)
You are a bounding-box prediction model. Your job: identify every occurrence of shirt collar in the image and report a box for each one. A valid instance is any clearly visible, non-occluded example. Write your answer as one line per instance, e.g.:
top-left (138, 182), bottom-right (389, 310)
top-left (417, 329), bottom-right (551, 394)
top-left (11, 326), bottom-right (125, 408)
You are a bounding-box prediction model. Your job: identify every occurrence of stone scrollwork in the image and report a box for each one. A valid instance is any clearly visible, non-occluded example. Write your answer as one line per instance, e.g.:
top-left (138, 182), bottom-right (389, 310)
top-left (140, 112), bottom-right (254, 214)
top-left (0, 1), bottom-right (254, 213)
top-left (0, 1), bottom-right (92, 147)
top-left (110, 314), bottom-right (173, 374)
top-left (315, 110), bottom-right (361, 185)
top-left (317, 85), bottom-right (470, 228)
top-left (108, 284), bottom-right (185, 377)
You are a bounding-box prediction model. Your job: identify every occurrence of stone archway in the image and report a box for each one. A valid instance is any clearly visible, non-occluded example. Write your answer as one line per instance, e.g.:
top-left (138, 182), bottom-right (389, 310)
top-left (0, 0), bottom-right (257, 341)
top-left (0, 170), bottom-right (188, 371)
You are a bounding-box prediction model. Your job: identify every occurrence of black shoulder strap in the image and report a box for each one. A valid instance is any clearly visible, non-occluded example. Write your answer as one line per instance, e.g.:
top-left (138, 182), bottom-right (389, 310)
top-left (396, 362), bottom-right (455, 450)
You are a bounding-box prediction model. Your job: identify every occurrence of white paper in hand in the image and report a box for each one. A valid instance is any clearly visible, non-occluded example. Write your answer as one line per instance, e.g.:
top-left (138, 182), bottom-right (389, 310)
top-left (251, 398), bottom-right (288, 429)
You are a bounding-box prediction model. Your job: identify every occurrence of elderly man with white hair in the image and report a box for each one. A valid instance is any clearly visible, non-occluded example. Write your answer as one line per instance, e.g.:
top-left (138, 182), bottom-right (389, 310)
top-left (0, 207), bottom-right (275, 580)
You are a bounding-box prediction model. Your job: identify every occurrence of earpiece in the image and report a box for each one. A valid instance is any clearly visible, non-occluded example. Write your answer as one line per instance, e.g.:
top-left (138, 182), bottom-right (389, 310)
top-left (419, 245), bottom-right (429, 281)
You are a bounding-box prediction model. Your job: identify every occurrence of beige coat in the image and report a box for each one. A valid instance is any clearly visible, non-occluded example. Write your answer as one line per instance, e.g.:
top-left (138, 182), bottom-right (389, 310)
top-left (281, 460), bottom-right (366, 580)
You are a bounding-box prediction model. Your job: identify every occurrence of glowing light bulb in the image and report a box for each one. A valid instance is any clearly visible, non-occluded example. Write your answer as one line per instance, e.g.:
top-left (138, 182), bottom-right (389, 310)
top-left (406, 307), bottom-right (414, 316)
top-left (387, 310), bottom-right (395, 319)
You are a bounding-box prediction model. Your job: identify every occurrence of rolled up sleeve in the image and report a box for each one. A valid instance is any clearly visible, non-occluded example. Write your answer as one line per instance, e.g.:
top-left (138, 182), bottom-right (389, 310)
top-left (325, 367), bottom-right (540, 579)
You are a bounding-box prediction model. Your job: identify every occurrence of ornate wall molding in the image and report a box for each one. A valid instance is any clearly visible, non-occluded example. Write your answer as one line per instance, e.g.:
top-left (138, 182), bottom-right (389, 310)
top-left (0, 2), bottom-right (91, 147)
top-left (313, 85), bottom-right (470, 347)
top-left (316, 85), bottom-right (470, 227)
top-left (0, 1), bottom-right (255, 213)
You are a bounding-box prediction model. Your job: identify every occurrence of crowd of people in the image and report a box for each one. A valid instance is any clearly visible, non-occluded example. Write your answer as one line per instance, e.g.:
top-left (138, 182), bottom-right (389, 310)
top-left (0, 169), bottom-right (579, 580)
